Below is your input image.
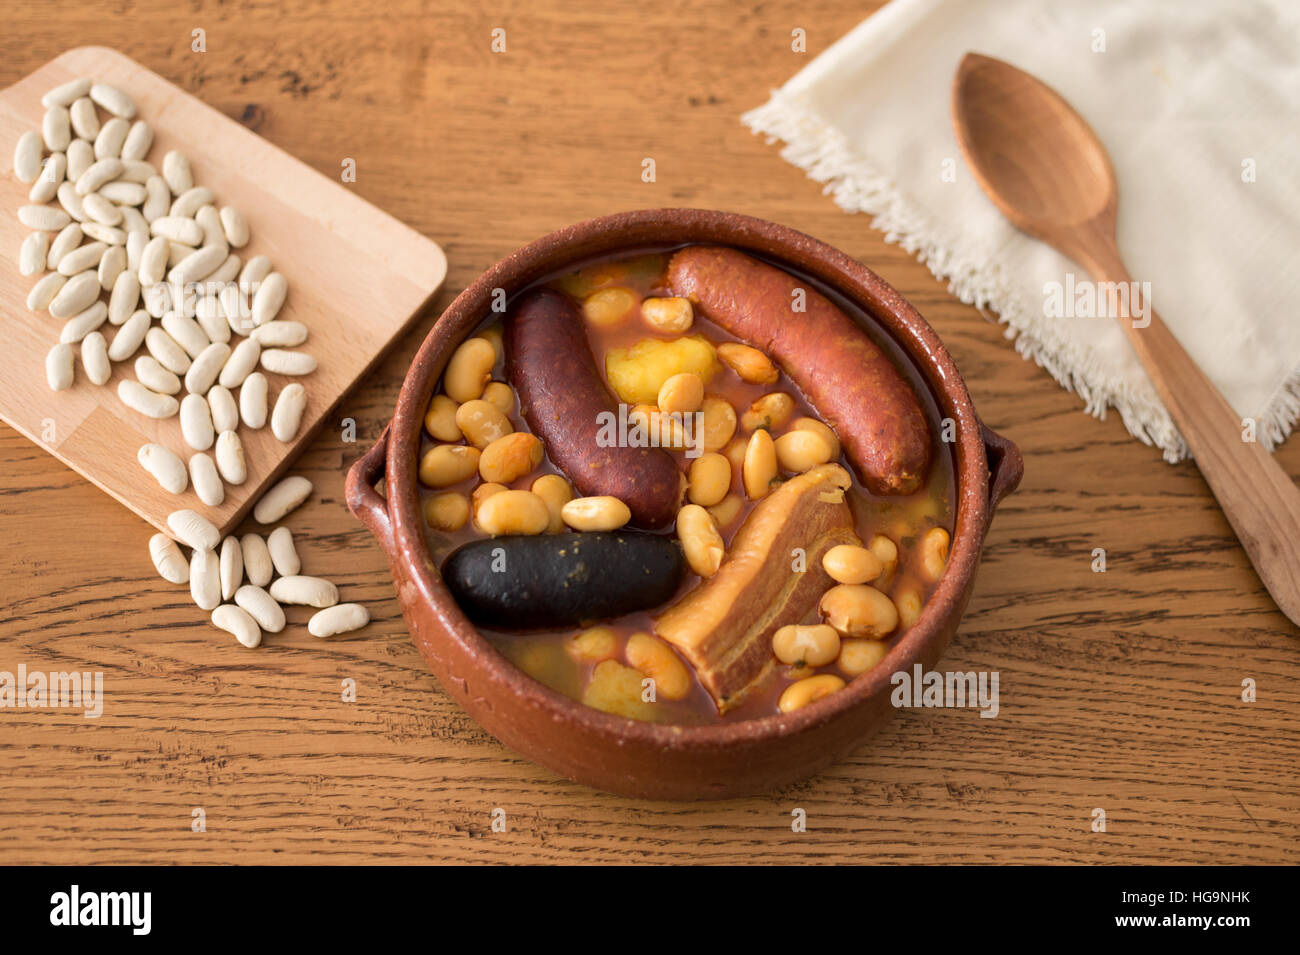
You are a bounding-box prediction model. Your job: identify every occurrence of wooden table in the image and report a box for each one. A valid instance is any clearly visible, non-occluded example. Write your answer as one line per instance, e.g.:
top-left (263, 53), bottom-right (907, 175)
top-left (2, 0), bottom-right (1295, 865)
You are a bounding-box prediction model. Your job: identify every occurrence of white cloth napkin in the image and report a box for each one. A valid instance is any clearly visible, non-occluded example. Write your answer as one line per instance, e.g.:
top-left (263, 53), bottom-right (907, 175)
top-left (743, 0), bottom-right (1300, 461)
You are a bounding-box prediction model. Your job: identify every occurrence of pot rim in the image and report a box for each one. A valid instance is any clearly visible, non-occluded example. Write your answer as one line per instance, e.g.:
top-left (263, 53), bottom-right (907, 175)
top-left (383, 208), bottom-right (992, 747)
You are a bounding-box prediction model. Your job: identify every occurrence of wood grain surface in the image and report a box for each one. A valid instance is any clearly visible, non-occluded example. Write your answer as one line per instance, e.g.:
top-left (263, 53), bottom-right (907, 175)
top-left (1, 0), bottom-right (1296, 865)
top-left (0, 46), bottom-right (447, 537)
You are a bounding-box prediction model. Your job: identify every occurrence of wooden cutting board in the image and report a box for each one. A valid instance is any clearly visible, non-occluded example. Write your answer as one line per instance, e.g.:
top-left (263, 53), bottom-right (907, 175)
top-left (0, 46), bottom-right (446, 536)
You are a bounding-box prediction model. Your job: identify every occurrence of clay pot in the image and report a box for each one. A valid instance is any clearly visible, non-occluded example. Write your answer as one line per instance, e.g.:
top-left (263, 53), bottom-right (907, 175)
top-left (347, 209), bottom-right (1022, 799)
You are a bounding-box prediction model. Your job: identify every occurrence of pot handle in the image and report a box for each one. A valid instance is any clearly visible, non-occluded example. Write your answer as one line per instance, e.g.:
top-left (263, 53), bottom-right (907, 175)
top-left (346, 423), bottom-right (397, 559)
top-left (981, 421), bottom-right (1023, 513)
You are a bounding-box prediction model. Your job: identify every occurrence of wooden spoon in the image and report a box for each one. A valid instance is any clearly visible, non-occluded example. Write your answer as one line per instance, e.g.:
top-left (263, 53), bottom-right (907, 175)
top-left (951, 51), bottom-right (1300, 626)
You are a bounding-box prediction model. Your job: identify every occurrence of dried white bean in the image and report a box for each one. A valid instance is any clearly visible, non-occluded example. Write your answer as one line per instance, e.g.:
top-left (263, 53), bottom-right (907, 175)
top-left (66, 139), bottom-right (93, 182)
top-left (45, 223), bottom-right (82, 270)
top-left (219, 537), bottom-right (243, 601)
top-left (138, 443), bottom-right (188, 494)
top-left (132, 357), bottom-right (181, 395)
top-left (148, 533), bottom-right (189, 584)
top-left (308, 603), bottom-right (370, 638)
top-left (168, 244), bottom-right (226, 283)
top-left (20, 232), bottom-right (48, 276)
top-left (118, 379), bottom-right (179, 418)
top-left (121, 120), bottom-right (153, 161)
top-left (81, 192), bottom-right (121, 226)
top-left (239, 534), bottom-right (273, 587)
top-left (81, 331), bottom-right (111, 385)
top-left (167, 508), bottom-right (219, 551)
top-left (239, 254), bottom-right (271, 286)
top-left (220, 283), bottom-right (253, 336)
top-left (270, 382), bottom-right (308, 443)
top-left (161, 151), bottom-right (192, 193)
top-left (254, 475), bottom-right (313, 524)
top-left (97, 244), bottom-right (126, 291)
top-left (251, 321), bottom-right (308, 348)
top-left (259, 349), bottom-right (316, 376)
top-left (56, 181), bottom-right (87, 222)
top-left (75, 157), bottom-right (123, 194)
top-left (150, 216), bottom-right (203, 246)
top-left (119, 204), bottom-right (148, 233)
top-left (43, 78), bottom-right (92, 109)
top-left (251, 271), bottom-right (287, 325)
top-left (69, 97), bottom-right (99, 139)
top-left (57, 240), bottom-right (107, 276)
top-left (162, 311), bottom-right (211, 360)
top-left (142, 281), bottom-right (172, 317)
top-left (190, 548), bottom-right (221, 611)
top-left (145, 326), bottom-right (191, 374)
top-left (108, 310), bottom-right (150, 361)
top-left (208, 253), bottom-right (241, 285)
top-left (28, 272), bottom-right (67, 311)
top-left (18, 204), bottom-right (70, 231)
top-left (207, 385), bottom-right (239, 433)
top-left (46, 343), bottom-right (74, 391)
top-left (108, 270), bottom-right (140, 324)
top-left (125, 230), bottom-right (148, 271)
top-left (219, 338), bottom-right (261, 388)
top-left (81, 221), bottom-right (125, 245)
top-left (142, 175), bottom-right (169, 222)
top-left (169, 186), bottom-right (214, 219)
top-left (188, 452), bottom-right (224, 506)
top-left (267, 526), bottom-right (301, 577)
top-left (219, 206), bottom-right (249, 248)
top-left (234, 584), bottom-right (285, 633)
top-left (167, 241), bottom-right (195, 267)
top-left (213, 603), bottom-right (261, 648)
top-left (138, 235), bottom-right (169, 285)
top-left (59, 302), bottom-right (108, 344)
top-left (180, 393), bottom-right (215, 450)
top-left (99, 180), bottom-right (146, 205)
top-left (42, 106), bottom-right (71, 151)
top-left (49, 270), bottom-right (100, 317)
top-left (13, 131), bottom-right (43, 183)
top-left (195, 205), bottom-right (226, 251)
top-left (239, 372), bottom-right (268, 429)
top-left (269, 575), bottom-right (338, 609)
top-left (93, 117), bottom-right (128, 159)
top-left (29, 151), bottom-right (66, 202)
top-left (90, 83), bottom-right (136, 118)
top-left (214, 430), bottom-right (247, 484)
top-left (195, 295), bottom-right (232, 344)
top-left (179, 342), bottom-right (227, 396)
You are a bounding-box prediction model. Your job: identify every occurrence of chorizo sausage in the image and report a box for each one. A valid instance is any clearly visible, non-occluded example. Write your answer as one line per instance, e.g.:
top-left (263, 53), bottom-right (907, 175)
top-left (667, 246), bottom-right (931, 494)
top-left (505, 288), bottom-right (681, 528)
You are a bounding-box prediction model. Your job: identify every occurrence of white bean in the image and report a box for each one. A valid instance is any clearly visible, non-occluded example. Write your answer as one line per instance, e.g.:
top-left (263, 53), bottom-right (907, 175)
top-left (120, 204), bottom-right (148, 235)
top-left (46, 343), bottom-right (74, 391)
top-left (119, 159), bottom-right (156, 183)
top-left (121, 120), bottom-right (153, 161)
top-left (259, 349), bottom-right (316, 376)
top-left (97, 244), bottom-right (126, 291)
top-left (118, 379), bottom-right (179, 418)
top-left (195, 293), bottom-right (232, 344)
top-left (93, 117), bottom-right (128, 159)
top-left (267, 526), bottom-right (301, 577)
top-left (195, 205), bottom-right (226, 251)
top-left (188, 452), bottom-right (224, 506)
top-left (145, 326), bottom-right (191, 374)
top-left (18, 204), bottom-right (70, 231)
top-left (239, 534), bottom-right (274, 587)
top-left (69, 97), bottom-right (99, 139)
top-left (59, 302), bottom-right (108, 344)
top-left (138, 443), bottom-right (188, 494)
top-left (190, 548), bottom-right (221, 611)
top-left (80, 221), bottom-right (126, 246)
top-left (251, 321), bottom-right (308, 348)
top-left (90, 83), bottom-right (137, 119)
top-left (19, 232), bottom-right (48, 276)
top-left (108, 270), bottom-right (140, 324)
top-left (142, 281), bottom-right (173, 317)
top-left (56, 240), bottom-right (107, 276)
top-left (214, 430), bottom-right (247, 484)
top-left (75, 157), bottom-right (123, 194)
top-left (13, 131), bottom-right (43, 183)
top-left (239, 254), bottom-right (271, 286)
top-left (219, 536), bottom-right (244, 601)
top-left (213, 603), bottom-right (262, 648)
top-left (308, 604), bottom-right (370, 638)
top-left (65, 139), bottom-right (94, 181)
top-left (99, 180), bottom-right (146, 205)
top-left (254, 475), bottom-right (313, 524)
top-left (81, 331), bottom-right (111, 385)
top-left (138, 235), bottom-right (169, 285)
top-left (207, 385), bottom-right (239, 432)
top-left (162, 311), bottom-right (211, 360)
top-left (168, 244), bottom-right (226, 283)
top-left (142, 175), bottom-right (169, 222)
top-left (251, 272), bottom-right (287, 326)
top-left (270, 382), bottom-right (307, 442)
top-left (43, 78), bottom-right (92, 109)
top-left (219, 206), bottom-right (249, 248)
top-left (28, 272), bottom-right (67, 311)
top-left (161, 151), bottom-right (192, 193)
top-left (218, 338), bottom-right (260, 388)
top-left (234, 584), bottom-right (285, 633)
top-left (108, 310), bottom-right (150, 361)
top-left (269, 575), bottom-right (338, 608)
top-left (150, 216), bottom-right (204, 246)
top-left (45, 223), bottom-right (83, 270)
top-left (134, 355), bottom-right (180, 395)
top-left (208, 252), bottom-right (242, 285)
top-left (170, 186), bottom-right (214, 219)
top-left (167, 508), bottom-right (219, 550)
top-left (148, 532), bottom-right (189, 584)
top-left (240, 372), bottom-right (268, 429)
top-left (57, 181), bottom-right (87, 221)
top-left (49, 270), bottom-right (100, 318)
top-left (42, 105), bottom-right (71, 151)
top-left (180, 393), bottom-right (215, 450)
top-left (29, 151), bottom-right (65, 202)
top-left (81, 192), bottom-right (121, 226)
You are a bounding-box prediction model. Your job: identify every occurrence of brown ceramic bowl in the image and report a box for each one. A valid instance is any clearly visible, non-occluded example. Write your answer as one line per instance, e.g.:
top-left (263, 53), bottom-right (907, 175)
top-left (346, 208), bottom-right (1022, 799)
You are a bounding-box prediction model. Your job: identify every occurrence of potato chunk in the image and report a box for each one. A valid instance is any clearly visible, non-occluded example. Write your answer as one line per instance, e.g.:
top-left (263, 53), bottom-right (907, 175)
top-left (605, 335), bottom-right (720, 405)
